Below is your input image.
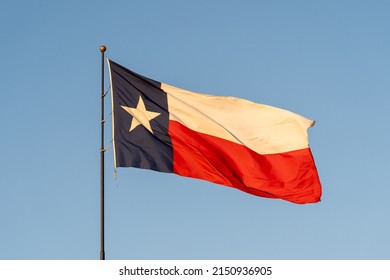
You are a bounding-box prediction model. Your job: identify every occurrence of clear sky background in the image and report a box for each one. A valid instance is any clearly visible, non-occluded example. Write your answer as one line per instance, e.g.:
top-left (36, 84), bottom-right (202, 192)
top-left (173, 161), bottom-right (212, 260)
top-left (1, 0), bottom-right (389, 260)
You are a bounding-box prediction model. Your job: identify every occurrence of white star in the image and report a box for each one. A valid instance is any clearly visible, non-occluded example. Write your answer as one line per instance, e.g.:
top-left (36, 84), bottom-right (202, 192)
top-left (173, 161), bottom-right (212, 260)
top-left (121, 96), bottom-right (161, 134)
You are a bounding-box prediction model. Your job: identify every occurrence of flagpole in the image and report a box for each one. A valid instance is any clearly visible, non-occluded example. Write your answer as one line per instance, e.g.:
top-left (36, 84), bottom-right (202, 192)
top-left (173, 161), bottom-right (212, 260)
top-left (99, 45), bottom-right (106, 260)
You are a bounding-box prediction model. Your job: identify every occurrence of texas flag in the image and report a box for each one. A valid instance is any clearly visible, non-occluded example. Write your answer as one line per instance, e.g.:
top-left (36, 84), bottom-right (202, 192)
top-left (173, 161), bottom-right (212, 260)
top-left (108, 59), bottom-right (322, 204)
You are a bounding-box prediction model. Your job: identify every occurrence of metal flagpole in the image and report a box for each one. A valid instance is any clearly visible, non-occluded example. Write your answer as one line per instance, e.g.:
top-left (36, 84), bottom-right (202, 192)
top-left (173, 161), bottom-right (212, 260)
top-left (100, 45), bottom-right (106, 260)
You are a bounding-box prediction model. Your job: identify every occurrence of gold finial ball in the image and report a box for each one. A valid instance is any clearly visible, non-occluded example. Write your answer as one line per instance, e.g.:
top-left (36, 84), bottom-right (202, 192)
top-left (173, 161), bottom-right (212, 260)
top-left (100, 45), bottom-right (106, 52)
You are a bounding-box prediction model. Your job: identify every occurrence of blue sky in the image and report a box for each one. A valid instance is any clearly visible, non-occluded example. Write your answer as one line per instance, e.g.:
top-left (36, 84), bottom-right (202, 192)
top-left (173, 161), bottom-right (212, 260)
top-left (1, 0), bottom-right (389, 260)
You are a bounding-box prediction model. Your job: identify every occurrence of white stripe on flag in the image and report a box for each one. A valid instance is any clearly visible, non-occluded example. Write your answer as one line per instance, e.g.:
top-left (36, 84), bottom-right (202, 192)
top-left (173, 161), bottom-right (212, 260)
top-left (162, 83), bottom-right (314, 155)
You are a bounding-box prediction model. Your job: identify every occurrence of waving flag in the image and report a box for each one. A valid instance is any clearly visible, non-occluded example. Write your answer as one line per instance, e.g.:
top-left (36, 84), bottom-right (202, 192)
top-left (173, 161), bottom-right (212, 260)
top-left (108, 59), bottom-right (321, 204)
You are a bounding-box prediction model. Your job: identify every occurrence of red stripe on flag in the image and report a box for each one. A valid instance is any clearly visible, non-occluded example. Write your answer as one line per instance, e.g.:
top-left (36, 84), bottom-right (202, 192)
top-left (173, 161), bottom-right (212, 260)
top-left (169, 121), bottom-right (321, 204)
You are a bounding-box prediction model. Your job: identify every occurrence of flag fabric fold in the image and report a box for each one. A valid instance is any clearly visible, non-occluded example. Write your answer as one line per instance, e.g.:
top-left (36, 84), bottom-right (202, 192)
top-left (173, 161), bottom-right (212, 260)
top-left (108, 59), bottom-right (322, 204)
